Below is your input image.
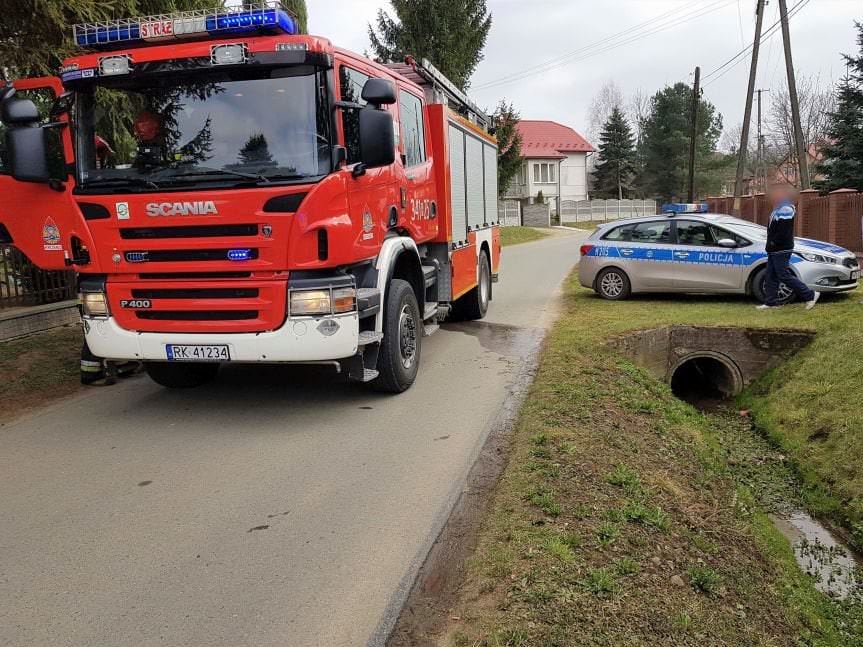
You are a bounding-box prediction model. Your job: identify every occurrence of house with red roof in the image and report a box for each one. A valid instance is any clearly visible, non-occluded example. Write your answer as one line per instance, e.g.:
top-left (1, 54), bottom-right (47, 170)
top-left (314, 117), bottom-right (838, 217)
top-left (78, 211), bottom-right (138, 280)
top-left (505, 120), bottom-right (595, 209)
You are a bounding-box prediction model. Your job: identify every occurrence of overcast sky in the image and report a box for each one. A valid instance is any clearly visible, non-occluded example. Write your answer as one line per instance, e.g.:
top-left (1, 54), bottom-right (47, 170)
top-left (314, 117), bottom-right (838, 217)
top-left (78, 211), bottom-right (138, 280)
top-left (310, 0), bottom-right (860, 146)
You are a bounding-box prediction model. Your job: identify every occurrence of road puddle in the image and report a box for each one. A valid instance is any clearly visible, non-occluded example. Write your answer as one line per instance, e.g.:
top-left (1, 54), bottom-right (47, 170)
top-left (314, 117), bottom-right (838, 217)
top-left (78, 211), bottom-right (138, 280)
top-left (770, 511), bottom-right (862, 599)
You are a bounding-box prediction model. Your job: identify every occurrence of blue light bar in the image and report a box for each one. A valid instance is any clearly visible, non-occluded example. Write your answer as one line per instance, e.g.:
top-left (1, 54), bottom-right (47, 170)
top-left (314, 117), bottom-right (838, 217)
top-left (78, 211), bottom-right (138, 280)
top-left (73, 3), bottom-right (297, 50)
top-left (661, 202), bottom-right (708, 214)
top-left (227, 249), bottom-right (253, 262)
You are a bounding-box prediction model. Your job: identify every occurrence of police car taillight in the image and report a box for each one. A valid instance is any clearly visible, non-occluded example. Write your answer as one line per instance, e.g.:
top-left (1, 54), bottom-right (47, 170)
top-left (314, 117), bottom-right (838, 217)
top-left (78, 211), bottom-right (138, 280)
top-left (580, 245), bottom-right (594, 257)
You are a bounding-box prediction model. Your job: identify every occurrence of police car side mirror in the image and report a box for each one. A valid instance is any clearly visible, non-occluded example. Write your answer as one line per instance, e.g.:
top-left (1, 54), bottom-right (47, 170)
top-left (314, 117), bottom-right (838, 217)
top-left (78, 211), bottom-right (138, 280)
top-left (717, 238), bottom-right (738, 249)
top-left (2, 98), bottom-right (51, 184)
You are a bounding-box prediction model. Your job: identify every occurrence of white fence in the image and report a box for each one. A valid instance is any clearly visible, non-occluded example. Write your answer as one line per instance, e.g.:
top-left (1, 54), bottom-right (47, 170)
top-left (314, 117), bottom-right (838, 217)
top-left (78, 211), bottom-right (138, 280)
top-left (497, 200), bottom-right (522, 227)
top-left (561, 199), bottom-right (657, 223)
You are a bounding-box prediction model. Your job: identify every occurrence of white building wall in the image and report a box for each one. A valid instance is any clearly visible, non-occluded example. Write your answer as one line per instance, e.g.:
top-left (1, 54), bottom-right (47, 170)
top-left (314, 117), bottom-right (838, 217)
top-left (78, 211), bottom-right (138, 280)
top-left (503, 153), bottom-right (591, 204)
top-left (560, 152), bottom-right (589, 203)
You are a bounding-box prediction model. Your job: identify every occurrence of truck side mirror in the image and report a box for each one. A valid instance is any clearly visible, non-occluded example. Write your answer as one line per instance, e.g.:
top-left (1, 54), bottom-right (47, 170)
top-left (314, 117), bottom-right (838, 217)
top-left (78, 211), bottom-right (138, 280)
top-left (2, 98), bottom-right (50, 183)
top-left (361, 78), bottom-right (397, 106)
top-left (358, 105), bottom-right (395, 170)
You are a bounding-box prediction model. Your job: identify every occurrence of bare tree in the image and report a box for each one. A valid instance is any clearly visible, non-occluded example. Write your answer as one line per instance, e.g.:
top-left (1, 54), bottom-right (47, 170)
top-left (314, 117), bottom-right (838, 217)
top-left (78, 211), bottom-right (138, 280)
top-left (765, 73), bottom-right (835, 185)
top-left (626, 87), bottom-right (651, 147)
top-left (586, 80), bottom-right (625, 145)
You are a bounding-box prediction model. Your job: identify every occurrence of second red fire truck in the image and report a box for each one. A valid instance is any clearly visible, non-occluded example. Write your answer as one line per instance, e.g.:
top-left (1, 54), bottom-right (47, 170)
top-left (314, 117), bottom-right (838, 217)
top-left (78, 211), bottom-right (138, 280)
top-left (0, 2), bottom-right (501, 392)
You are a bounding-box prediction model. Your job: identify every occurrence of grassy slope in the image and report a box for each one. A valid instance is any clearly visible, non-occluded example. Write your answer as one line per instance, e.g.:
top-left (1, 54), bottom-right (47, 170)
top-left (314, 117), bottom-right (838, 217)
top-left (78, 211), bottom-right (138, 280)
top-left (442, 281), bottom-right (862, 646)
top-left (500, 227), bottom-right (551, 247)
top-left (0, 325), bottom-right (82, 423)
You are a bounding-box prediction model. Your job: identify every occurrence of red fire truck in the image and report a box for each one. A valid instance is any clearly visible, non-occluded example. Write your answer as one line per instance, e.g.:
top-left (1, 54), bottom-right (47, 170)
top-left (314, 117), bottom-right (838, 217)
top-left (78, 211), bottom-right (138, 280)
top-left (0, 2), bottom-right (500, 392)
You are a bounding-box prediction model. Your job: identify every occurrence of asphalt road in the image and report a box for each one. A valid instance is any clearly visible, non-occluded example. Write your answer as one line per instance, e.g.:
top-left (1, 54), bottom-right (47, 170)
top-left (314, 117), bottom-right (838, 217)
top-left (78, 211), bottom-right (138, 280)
top-left (0, 228), bottom-right (586, 647)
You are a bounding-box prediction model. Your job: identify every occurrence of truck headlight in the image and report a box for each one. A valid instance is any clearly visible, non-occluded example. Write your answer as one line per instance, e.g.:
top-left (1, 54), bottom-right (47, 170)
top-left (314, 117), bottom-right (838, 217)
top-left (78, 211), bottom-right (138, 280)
top-left (795, 252), bottom-right (836, 265)
top-left (80, 292), bottom-right (109, 317)
top-left (290, 288), bottom-right (356, 316)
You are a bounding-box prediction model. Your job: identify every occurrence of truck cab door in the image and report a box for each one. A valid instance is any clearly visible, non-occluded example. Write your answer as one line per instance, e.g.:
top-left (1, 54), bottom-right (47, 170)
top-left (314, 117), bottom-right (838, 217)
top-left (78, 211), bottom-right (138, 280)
top-left (0, 77), bottom-right (80, 271)
top-left (397, 89), bottom-right (437, 239)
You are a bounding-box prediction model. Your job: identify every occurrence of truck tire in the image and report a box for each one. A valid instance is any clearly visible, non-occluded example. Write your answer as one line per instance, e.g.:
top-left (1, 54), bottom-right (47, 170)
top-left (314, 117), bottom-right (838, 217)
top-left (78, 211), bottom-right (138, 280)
top-left (451, 251), bottom-right (491, 321)
top-left (145, 362), bottom-right (220, 388)
top-left (372, 279), bottom-right (421, 393)
top-left (751, 266), bottom-right (795, 305)
top-left (595, 267), bottom-right (631, 300)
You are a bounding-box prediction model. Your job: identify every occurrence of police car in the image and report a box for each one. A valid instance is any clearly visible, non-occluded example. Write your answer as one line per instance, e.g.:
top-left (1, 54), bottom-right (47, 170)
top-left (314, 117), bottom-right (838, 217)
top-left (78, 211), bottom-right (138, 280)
top-left (578, 203), bottom-right (860, 303)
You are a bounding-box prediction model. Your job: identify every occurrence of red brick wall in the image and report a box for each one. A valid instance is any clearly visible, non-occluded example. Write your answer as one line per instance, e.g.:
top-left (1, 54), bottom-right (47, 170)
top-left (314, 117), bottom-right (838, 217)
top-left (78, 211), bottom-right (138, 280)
top-left (707, 189), bottom-right (863, 252)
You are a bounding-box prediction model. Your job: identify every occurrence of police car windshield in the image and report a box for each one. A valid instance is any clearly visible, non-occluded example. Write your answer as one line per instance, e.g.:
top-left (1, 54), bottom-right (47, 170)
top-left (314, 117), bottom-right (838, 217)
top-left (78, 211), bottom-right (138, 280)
top-left (74, 66), bottom-right (331, 192)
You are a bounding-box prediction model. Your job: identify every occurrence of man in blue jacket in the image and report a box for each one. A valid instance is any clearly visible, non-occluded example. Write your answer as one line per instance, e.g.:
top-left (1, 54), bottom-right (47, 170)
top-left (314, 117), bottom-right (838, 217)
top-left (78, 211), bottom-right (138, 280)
top-left (756, 184), bottom-right (819, 310)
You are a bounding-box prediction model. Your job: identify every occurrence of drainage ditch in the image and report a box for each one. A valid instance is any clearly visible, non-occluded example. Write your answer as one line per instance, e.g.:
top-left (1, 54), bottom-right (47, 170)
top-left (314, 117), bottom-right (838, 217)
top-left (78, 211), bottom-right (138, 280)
top-left (612, 325), bottom-right (862, 600)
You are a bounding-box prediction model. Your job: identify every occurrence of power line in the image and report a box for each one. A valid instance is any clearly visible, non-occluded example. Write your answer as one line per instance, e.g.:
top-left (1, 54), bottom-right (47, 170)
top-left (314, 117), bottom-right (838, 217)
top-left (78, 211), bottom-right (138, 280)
top-left (472, 0), bottom-right (704, 90)
top-left (702, 0), bottom-right (810, 87)
top-left (472, 0), bottom-right (735, 92)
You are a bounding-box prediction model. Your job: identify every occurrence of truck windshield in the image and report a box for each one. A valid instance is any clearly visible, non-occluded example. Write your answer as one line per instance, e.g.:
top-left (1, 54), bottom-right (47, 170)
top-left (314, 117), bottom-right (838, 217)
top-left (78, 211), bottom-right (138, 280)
top-left (75, 66), bottom-right (331, 191)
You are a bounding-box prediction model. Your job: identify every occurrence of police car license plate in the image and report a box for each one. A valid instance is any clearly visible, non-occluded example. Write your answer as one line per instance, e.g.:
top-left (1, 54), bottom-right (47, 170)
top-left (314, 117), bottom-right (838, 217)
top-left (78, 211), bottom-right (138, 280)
top-left (852, 270), bottom-right (860, 280)
top-left (166, 344), bottom-right (230, 362)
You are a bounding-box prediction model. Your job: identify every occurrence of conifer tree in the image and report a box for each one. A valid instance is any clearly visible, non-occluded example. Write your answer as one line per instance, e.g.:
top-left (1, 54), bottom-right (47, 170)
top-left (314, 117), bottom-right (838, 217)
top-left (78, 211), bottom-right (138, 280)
top-left (592, 107), bottom-right (636, 200)
top-left (368, 0), bottom-right (492, 90)
top-left (816, 22), bottom-right (863, 192)
top-left (493, 100), bottom-right (522, 197)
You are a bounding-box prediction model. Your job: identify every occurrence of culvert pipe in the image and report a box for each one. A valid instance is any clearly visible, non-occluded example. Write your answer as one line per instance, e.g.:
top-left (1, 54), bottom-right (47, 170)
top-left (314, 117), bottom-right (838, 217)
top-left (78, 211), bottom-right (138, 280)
top-left (669, 352), bottom-right (744, 402)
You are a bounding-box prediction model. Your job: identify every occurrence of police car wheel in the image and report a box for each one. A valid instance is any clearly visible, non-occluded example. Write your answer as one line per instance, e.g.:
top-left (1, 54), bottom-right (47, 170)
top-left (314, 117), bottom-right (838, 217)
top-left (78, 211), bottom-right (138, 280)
top-left (752, 267), bottom-right (796, 305)
top-left (596, 268), bottom-right (631, 300)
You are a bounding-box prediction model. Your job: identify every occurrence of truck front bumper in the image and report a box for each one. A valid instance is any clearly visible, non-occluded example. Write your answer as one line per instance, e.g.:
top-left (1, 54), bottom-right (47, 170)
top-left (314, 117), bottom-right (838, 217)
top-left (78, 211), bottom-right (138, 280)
top-left (82, 313), bottom-right (360, 363)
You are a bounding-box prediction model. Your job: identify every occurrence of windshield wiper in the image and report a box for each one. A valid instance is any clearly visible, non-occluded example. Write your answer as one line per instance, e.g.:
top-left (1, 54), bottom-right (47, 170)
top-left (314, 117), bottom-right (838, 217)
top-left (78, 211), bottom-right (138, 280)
top-left (154, 167), bottom-right (271, 184)
top-left (82, 176), bottom-right (160, 190)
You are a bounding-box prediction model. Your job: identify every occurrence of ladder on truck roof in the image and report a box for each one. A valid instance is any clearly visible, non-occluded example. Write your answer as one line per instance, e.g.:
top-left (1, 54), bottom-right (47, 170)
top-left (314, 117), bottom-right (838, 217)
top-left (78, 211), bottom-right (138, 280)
top-left (385, 57), bottom-right (490, 131)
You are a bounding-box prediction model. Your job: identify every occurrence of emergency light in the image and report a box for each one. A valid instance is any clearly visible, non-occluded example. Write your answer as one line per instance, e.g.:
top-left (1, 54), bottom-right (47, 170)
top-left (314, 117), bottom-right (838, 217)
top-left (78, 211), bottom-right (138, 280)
top-left (661, 203), bottom-right (709, 214)
top-left (73, 2), bottom-right (297, 49)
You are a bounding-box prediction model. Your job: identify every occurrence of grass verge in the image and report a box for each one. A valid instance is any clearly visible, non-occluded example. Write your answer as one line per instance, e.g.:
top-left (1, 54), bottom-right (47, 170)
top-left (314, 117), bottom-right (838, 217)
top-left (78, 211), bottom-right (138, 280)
top-left (500, 227), bottom-right (550, 247)
top-left (0, 325), bottom-right (83, 423)
top-left (438, 280), bottom-right (863, 645)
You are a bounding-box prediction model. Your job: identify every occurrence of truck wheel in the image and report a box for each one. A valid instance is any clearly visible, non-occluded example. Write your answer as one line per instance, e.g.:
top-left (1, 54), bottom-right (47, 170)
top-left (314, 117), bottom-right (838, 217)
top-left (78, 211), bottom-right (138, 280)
top-left (595, 267), bottom-right (631, 300)
top-left (145, 362), bottom-right (220, 388)
top-left (451, 251), bottom-right (491, 321)
top-left (372, 279), bottom-right (421, 393)
top-left (751, 267), bottom-right (795, 305)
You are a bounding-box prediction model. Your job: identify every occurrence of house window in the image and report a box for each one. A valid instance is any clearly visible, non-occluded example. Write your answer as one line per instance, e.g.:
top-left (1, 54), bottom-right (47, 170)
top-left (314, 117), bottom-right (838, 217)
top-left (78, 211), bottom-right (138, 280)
top-left (399, 90), bottom-right (426, 167)
top-left (533, 162), bottom-right (556, 184)
top-left (338, 66), bottom-right (370, 164)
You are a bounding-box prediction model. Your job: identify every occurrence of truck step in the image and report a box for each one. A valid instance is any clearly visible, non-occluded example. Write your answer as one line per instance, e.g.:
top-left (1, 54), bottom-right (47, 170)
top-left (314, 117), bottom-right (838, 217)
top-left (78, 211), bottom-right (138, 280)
top-left (423, 323), bottom-right (439, 337)
top-left (421, 263), bottom-right (438, 288)
top-left (359, 368), bottom-right (379, 382)
top-left (423, 302), bottom-right (439, 321)
top-left (358, 331), bottom-right (383, 346)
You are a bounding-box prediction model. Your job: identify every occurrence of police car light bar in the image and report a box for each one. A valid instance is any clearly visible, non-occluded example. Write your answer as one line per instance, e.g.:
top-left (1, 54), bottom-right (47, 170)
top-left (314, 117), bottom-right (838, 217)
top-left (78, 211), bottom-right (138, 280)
top-left (661, 202), bottom-right (709, 214)
top-left (72, 1), bottom-right (297, 49)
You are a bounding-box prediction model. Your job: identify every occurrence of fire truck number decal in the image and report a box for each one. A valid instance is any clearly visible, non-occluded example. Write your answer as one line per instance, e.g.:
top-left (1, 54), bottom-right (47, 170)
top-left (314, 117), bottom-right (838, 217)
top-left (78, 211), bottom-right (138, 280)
top-left (410, 199), bottom-right (434, 221)
top-left (119, 299), bottom-right (151, 309)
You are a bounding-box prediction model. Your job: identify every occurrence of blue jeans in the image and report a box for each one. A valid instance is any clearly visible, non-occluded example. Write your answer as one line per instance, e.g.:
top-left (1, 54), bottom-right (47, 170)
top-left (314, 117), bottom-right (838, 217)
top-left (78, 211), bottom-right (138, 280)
top-left (765, 251), bottom-right (814, 305)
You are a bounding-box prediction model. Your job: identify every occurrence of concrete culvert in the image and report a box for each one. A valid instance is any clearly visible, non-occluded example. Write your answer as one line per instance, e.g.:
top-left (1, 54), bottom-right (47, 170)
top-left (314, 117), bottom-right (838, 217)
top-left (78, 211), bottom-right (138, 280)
top-left (670, 353), bottom-right (743, 404)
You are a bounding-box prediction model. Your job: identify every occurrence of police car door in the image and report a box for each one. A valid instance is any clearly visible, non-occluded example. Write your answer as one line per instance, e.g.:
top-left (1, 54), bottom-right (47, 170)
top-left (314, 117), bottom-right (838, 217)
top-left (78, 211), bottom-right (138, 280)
top-left (672, 220), bottom-right (743, 291)
top-left (624, 220), bottom-right (675, 289)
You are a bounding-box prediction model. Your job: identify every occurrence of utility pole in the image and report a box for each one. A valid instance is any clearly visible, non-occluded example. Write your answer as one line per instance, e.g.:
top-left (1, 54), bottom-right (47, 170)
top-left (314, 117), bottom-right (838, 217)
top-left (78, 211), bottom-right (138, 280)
top-left (756, 88), bottom-right (769, 192)
top-left (778, 0), bottom-right (810, 189)
top-left (687, 66), bottom-right (700, 203)
top-left (734, 0), bottom-right (766, 202)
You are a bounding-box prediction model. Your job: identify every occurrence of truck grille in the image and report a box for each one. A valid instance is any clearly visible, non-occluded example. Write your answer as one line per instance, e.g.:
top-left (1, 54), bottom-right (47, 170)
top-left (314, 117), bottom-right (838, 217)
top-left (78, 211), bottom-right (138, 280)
top-left (136, 310), bottom-right (258, 321)
top-left (132, 288), bottom-right (259, 299)
top-left (120, 224), bottom-right (258, 239)
top-left (125, 248), bottom-right (259, 263)
top-left (108, 278), bottom-right (286, 333)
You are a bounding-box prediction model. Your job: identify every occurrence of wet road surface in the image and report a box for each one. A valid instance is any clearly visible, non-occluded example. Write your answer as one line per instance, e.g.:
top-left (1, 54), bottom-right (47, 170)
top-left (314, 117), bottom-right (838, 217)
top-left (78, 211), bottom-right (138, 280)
top-left (0, 229), bottom-right (586, 647)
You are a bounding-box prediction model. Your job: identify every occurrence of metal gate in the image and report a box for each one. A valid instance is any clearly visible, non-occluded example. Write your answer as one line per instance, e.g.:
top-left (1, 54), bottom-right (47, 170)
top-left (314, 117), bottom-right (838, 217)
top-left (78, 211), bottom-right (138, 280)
top-left (0, 244), bottom-right (76, 309)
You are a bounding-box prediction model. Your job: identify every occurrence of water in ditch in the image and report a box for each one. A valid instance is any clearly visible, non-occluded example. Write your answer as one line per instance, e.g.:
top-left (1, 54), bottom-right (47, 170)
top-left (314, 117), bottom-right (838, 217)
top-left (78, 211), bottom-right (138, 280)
top-left (691, 403), bottom-right (862, 600)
